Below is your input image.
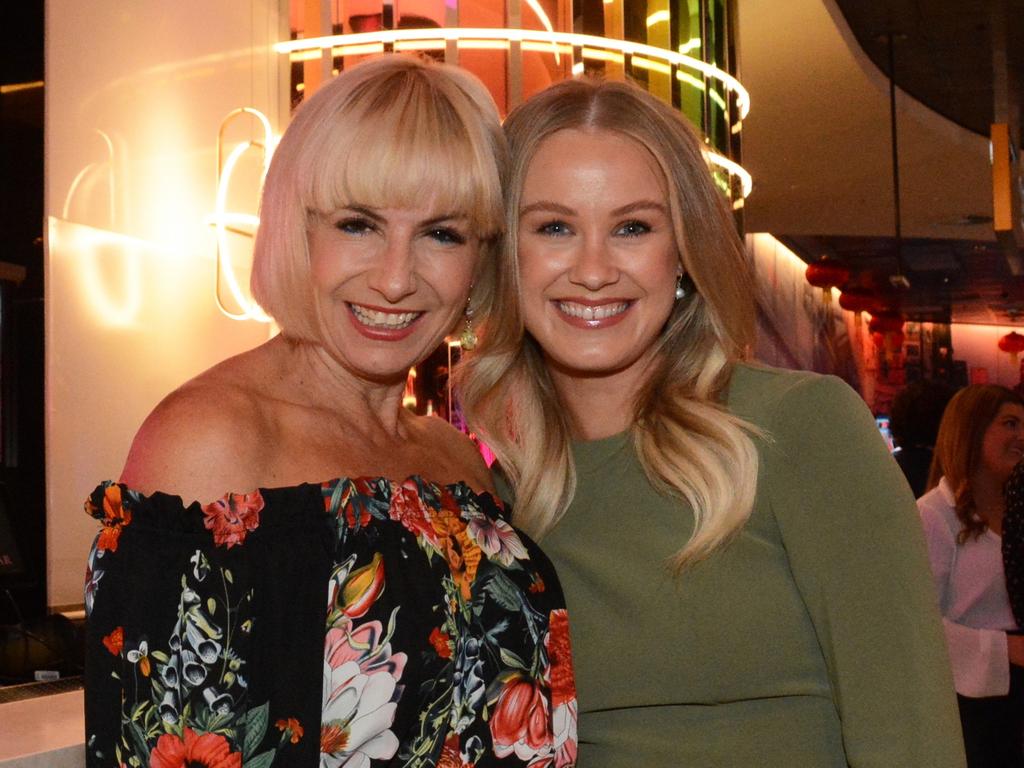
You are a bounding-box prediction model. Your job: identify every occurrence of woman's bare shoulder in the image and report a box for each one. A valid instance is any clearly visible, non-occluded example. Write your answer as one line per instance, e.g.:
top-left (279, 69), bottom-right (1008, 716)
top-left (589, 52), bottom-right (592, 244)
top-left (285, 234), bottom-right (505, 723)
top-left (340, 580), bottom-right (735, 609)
top-left (415, 416), bottom-right (495, 495)
top-left (119, 362), bottom-right (273, 504)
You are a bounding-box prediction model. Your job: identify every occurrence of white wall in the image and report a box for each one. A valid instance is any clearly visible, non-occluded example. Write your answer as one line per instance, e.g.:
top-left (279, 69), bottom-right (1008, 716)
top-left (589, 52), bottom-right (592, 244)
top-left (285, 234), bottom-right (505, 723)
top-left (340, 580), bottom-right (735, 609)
top-left (45, 0), bottom-right (288, 607)
top-left (952, 324), bottom-right (1024, 388)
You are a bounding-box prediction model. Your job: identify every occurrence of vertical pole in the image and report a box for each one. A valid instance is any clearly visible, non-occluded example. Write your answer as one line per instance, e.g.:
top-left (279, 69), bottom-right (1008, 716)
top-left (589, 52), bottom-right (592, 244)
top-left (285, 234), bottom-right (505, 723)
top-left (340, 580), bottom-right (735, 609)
top-left (887, 32), bottom-right (905, 281)
top-left (302, 0), bottom-right (332, 98)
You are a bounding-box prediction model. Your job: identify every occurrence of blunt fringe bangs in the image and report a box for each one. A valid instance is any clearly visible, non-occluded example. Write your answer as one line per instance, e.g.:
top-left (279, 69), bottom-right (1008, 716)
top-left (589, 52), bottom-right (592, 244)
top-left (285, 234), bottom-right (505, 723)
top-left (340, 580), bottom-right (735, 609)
top-left (251, 55), bottom-right (507, 341)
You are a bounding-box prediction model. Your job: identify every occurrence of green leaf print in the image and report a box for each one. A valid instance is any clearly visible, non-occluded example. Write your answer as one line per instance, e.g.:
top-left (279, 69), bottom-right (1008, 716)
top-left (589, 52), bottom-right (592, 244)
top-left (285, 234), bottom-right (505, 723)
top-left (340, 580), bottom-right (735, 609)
top-left (243, 702), bottom-right (270, 758)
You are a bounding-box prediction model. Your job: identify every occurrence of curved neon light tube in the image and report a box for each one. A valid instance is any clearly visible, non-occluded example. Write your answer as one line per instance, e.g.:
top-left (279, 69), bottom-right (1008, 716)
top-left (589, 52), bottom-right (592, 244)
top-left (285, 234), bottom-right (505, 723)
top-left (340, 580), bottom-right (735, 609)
top-left (522, 0), bottom-right (561, 64)
top-left (212, 108), bottom-right (276, 323)
top-left (214, 140), bottom-right (272, 322)
top-left (706, 151), bottom-right (752, 198)
top-left (62, 130), bottom-right (116, 224)
top-left (274, 28), bottom-right (750, 118)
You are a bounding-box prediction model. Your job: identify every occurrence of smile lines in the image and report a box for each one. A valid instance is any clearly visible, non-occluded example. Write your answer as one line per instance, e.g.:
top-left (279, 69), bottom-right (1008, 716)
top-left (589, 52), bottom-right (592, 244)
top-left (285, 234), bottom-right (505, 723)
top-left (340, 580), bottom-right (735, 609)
top-left (349, 304), bottom-right (422, 330)
top-left (556, 300), bottom-right (630, 321)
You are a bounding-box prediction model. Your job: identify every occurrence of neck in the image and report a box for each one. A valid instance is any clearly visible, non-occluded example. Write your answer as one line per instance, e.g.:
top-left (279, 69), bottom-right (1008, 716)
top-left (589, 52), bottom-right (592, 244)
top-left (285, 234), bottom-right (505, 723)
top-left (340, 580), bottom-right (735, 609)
top-left (277, 337), bottom-right (411, 438)
top-left (546, 354), bottom-right (655, 441)
top-left (971, 468), bottom-right (1007, 530)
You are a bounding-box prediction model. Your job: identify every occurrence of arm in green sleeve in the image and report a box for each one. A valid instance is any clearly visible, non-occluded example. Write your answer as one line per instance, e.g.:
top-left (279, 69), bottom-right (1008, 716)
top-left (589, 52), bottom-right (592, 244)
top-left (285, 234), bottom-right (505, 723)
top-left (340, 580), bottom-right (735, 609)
top-left (765, 374), bottom-right (965, 768)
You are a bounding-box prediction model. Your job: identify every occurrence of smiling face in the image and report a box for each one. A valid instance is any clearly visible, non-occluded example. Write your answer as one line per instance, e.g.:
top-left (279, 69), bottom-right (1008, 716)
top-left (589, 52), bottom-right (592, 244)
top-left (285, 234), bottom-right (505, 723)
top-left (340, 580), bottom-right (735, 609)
top-left (516, 129), bottom-right (680, 384)
top-left (307, 201), bottom-right (480, 383)
top-left (979, 402), bottom-right (1024, 482)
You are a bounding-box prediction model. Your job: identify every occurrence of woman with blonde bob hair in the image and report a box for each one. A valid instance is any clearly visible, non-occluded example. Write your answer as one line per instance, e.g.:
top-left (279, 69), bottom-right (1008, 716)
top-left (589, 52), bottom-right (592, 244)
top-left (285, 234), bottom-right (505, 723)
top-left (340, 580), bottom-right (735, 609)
top-left (919, 384), bottom-right (1024, 766)
top-left (84, 56), bottom-right (577, 768)
top-left (459, 77), bottom-right (963, 766)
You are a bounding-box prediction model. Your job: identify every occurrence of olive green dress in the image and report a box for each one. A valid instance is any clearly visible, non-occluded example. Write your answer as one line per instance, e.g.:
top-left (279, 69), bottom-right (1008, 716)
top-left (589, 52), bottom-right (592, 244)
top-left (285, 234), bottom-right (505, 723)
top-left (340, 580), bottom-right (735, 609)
top-left (539, 364), bottom-right (965, 767)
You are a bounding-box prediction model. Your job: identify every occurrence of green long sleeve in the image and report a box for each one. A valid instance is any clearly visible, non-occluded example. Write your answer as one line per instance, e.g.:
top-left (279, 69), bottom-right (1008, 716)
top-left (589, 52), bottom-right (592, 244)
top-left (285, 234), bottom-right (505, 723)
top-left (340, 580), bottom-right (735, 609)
top-left (538, 363), bottom-right (965, 767)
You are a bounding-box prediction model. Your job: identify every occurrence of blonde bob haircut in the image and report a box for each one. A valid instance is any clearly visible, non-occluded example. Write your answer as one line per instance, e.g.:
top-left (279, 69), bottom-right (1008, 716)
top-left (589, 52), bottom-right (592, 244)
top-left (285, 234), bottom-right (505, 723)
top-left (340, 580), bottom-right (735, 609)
top-left (252, 55), bottom-right (508, 342)
top-left (457, 77), bottom-right (760, 571)
top-left (927, 384), bottom-right (1024, 542)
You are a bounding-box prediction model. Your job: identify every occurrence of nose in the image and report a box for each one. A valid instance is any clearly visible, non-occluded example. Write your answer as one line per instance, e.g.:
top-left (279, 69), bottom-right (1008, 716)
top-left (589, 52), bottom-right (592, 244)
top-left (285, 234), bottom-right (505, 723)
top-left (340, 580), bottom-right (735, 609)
top-left (567, 236), bottom-right (619, 291)
top-left (367, 236), bottom-right (417, 303)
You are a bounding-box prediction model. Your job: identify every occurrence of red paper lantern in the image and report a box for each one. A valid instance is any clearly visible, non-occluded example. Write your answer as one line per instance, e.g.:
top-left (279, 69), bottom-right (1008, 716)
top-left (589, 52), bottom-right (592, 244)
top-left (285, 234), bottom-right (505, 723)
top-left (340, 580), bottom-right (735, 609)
top-left (838, 289), bottom-right (878, 314)
top-left (868, 312), bottom-right (905, 335)
top-left (871, 330), bottom-right (905, 350)
top-left (805, 258), bottom-right (851, 290)
top-left (998, 331), bottom-right (1024, 355)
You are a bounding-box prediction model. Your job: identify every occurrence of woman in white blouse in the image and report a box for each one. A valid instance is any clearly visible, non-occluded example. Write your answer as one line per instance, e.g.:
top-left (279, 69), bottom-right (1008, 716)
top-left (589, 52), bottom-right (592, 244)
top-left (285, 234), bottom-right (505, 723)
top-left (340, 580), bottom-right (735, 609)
top-left (919, 383), bottom-right (1024, 767)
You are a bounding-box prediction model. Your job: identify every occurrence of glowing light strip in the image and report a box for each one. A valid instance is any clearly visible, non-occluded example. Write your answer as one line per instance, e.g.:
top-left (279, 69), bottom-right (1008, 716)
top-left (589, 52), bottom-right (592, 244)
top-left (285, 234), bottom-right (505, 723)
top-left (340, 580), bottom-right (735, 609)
top-left (1, 80), bottom-right (44, 94)
top-left (679, 37), bottom-right (700, 54)
top-left (48, 217), bottom-right (145, 327)
top-left (62, 130), bottom-right (116, 225)
top-left (522, 0), bottom-right (561, 64)
top-left (646, 10), bottom-right (670, 26)
top-left (274, 28), bottom-right (750, 117)
top-left (212, 108), bottom-right (275, 323)
top-left (705, 151), bottom-right (752, 198)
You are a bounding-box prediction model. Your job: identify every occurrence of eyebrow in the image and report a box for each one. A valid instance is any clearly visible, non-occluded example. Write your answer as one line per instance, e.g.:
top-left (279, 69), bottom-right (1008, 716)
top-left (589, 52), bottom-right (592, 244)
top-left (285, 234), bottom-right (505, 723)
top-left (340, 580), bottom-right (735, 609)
top-left (340, 205), bottom-right (467, 227)
top-left (518, 199), bottom-right (668, 217)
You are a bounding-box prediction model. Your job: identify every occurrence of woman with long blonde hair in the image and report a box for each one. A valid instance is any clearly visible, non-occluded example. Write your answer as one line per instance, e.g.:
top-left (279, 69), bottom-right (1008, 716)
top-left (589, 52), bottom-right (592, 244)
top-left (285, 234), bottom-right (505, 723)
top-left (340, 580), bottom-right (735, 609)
top-left (458, 77), bottom-right (964, 766)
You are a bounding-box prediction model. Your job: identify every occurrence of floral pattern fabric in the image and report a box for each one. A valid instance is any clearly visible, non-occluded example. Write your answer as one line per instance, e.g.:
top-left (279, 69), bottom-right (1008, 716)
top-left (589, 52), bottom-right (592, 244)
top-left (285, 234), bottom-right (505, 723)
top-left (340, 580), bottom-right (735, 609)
top-left (85, 477), bottom-right (577, 768)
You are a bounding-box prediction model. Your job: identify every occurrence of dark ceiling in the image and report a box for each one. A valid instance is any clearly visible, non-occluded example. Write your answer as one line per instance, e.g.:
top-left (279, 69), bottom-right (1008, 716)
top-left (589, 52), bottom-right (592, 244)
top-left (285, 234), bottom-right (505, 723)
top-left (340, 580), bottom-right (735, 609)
top-left (834, 0), bottom-right (1024, 137)
top-left (1, 3), bottom-right (43, 84)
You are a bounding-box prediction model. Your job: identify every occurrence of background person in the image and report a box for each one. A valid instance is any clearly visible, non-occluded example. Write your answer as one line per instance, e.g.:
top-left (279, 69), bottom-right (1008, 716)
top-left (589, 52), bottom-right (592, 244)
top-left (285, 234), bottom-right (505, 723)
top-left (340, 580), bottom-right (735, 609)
top-left (920, 384), bottom-right (1024, 767)
top-left (84, 56), bottom-right (576, 768)
top-left (890, 378), bottom-right (957, 498)
top-left (458, 77), bottom-right (964, 767)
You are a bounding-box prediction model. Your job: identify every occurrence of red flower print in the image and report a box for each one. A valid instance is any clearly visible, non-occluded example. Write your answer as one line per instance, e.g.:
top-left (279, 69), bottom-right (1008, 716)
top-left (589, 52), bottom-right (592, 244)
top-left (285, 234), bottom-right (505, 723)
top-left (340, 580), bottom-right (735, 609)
top-left (545, 609), bottom-right (576, 707)
top-left (149, 727), bottom-right (242, 768)
top-left (389, 481), bottom-right (439, 545)
top-left (275, 717), bottom-right (304, 744)
top-left (529, 574), bottom-right (546, 594)
top-left (490, 675), bottom-right (552, 761)
top-left (202, 491), bottom-right (264, 548)
top-left (429, 627), bottom-right (453, 659)
top-left (93, 485), bottom-right (132, 553)
top-left (438, 733), bottom-right (475, 768)
top-left (544, 609), bottom-right (578, 768)
top-left (102, 626), bottom-right (124, 656)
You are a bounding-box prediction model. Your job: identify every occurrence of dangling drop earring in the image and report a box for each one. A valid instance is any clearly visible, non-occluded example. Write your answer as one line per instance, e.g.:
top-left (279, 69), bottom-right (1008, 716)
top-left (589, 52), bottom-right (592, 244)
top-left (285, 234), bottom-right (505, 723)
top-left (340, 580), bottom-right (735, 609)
top-left (460, 295), bottom-right (477, 350)
top-left (675, 272), bottom-right (687, 301)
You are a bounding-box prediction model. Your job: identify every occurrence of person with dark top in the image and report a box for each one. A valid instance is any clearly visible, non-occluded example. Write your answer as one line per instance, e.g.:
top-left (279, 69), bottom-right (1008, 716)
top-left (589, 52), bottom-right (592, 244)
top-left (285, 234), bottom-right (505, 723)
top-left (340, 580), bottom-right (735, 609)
top-left (890, 378), bottom-right (957, 498)
top-left (1005, 460), bottom-right (1024, 627)
top-left (83, 56), bottom-right (577, 768)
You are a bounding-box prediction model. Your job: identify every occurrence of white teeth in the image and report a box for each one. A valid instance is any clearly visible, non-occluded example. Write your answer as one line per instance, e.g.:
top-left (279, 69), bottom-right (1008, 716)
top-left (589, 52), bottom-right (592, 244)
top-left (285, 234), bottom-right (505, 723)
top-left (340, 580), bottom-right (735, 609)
top-left (557, 301), bottom-right (629, 321)
top-left (350, 304), bottom-right (420, 329)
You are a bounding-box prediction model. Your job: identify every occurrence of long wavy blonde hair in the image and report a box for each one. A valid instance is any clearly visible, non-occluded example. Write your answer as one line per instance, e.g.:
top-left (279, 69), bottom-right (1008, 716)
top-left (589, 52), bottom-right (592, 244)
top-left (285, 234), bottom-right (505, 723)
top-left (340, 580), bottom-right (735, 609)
top-left (456, 78), bottom-right (760, 571)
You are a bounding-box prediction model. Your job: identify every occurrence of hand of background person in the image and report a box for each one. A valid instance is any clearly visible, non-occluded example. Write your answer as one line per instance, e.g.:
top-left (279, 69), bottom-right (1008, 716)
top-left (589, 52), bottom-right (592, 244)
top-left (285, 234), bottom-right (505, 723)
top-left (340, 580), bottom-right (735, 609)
top-left (1007, 633), bottom-right (1024, 667)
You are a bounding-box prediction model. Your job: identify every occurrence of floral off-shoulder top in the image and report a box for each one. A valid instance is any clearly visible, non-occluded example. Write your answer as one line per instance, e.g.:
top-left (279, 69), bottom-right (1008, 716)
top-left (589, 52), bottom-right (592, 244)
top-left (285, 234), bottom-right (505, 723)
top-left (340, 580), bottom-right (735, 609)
top-left (84, 476), bottom-right (577, 768)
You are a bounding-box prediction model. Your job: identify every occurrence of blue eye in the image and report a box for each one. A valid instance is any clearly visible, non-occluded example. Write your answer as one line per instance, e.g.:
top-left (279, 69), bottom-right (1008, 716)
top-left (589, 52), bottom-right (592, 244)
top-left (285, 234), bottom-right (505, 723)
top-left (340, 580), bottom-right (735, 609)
top-left (537, 221), bottom-right (572, 237)
top-left (617, 220), bottom-right (651, 237)
top-left (427, 227), bottom-right (467, 245)
top-left (336, 217), bottom-right (374, 235)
